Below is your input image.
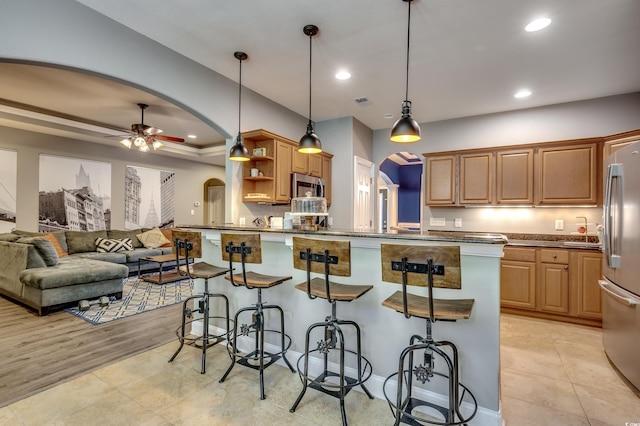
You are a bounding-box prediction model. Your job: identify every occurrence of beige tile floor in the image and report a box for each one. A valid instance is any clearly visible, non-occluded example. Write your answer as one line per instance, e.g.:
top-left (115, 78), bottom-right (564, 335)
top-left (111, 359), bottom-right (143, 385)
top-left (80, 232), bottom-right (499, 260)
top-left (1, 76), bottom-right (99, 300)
top-left (2, 314), bottom-right (640, 425)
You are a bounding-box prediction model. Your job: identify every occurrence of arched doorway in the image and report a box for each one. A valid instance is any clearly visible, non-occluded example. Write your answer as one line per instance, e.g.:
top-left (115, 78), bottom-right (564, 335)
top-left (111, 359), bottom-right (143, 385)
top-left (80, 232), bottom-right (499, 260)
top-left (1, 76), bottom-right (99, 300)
top-left (378, 152), bottom-right (423, 233)
top-left (203, 178), bottom-right (225, 225)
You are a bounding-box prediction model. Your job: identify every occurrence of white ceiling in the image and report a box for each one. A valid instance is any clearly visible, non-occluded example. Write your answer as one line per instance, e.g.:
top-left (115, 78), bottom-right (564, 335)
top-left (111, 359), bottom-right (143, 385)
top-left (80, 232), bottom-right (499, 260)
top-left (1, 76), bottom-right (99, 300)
top-left (2, 0), bottom-right (640, 164)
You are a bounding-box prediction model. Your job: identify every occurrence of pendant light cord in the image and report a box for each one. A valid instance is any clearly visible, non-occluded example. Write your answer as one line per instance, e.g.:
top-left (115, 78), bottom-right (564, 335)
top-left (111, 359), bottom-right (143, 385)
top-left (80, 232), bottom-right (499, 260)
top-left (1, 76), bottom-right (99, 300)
top-left (308, 32), bottom-right (313, 125)
top-left (238, 57), bottom-right (242, 133)
top-left (405, 0), bottom-right (412, 102)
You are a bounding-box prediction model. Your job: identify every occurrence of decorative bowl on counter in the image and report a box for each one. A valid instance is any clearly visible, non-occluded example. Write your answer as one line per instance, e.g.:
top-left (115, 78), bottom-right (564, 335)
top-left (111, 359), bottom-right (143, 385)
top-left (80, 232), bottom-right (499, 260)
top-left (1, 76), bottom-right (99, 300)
top-left (290, 193), bottom-right (327, 215)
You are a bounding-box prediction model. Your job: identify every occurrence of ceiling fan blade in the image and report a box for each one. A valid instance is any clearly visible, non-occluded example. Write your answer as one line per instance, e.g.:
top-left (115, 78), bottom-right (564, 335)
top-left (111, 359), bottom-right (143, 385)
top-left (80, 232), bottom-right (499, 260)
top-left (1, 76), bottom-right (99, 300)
top-left (154, 135), bottom-right (185, 143)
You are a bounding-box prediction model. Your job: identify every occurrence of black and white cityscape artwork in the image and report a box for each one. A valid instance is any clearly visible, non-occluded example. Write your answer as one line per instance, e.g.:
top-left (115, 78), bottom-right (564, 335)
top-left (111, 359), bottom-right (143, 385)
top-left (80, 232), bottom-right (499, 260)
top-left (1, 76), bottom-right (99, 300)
top-left (124, 165), bottom-right (175, 230)
top-left (38, 155), bottom-right (111, 232)
top-left (0, 149), bottom-right (17, 233)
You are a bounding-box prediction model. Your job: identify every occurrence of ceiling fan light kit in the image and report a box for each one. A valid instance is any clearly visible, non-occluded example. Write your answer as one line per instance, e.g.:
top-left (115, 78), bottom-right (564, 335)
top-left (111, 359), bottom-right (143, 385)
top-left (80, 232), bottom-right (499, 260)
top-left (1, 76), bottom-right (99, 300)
top-left (119, 103), bottom-right (184, 152)
top-left (390, 0), bottom-right (421, 143)
top-left (298, 24), bottom-right (322, 154)
top-left (229, 51), bottom-right (251, 162)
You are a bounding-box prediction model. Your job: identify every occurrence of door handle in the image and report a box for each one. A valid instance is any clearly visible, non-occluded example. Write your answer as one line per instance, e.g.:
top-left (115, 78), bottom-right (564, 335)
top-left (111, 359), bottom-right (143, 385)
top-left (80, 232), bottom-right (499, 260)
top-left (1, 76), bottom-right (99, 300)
top-left (599, 280), bottom-right (638, 307)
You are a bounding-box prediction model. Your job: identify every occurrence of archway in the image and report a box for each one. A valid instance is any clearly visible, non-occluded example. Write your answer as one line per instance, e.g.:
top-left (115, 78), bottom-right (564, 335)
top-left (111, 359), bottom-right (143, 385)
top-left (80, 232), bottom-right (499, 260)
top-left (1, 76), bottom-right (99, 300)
top-left (203, 178), bottom-right (225, 225)
top-left (378, 152), bottom-right (423, 233)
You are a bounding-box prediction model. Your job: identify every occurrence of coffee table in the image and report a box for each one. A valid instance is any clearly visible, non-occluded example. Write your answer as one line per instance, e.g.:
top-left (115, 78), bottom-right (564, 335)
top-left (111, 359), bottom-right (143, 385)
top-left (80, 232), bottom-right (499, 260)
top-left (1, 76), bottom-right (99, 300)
top-left (138, 253), bottom-right (189, 284)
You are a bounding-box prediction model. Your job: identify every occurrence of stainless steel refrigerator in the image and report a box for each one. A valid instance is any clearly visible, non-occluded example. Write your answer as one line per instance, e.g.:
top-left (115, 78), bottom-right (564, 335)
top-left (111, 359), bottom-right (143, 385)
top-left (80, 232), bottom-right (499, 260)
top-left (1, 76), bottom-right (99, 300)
top-left (600, 141), bottom-right (640, 390)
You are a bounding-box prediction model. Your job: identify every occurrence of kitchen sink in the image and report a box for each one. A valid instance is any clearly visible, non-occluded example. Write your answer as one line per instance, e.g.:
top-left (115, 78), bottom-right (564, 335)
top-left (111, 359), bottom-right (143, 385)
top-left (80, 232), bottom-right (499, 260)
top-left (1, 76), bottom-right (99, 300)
top-left (562, 241), bottom-right (602, 248)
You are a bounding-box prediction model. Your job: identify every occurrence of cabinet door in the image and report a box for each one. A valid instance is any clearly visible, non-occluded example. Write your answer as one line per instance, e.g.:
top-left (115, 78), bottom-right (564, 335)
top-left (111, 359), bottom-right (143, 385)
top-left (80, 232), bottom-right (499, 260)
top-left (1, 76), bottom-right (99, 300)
top-left (574, 251), bottom-right (603, 320)
top-left (309, 154), bottom-right (322, 177)
top-left (322, 155), bottom-right (332, 205)
top-left (537, 143), bottom-right (598, 205)
top-left (539, 262), bottom-right (570, 314)
top-left (425, 155), bottom-right (457, 205)
top-left (291, 149), bottom-right (309, 174)
top-left (604, 130), bottom-right (640, 159)
top-left (275, 141), bottom-right (293, 202)
top-left (501, 260), bottom-right (536, 310)
top-left (496, 149), bottom-right (534, 204)
top-left (460, 152), bottom-right (493, 204)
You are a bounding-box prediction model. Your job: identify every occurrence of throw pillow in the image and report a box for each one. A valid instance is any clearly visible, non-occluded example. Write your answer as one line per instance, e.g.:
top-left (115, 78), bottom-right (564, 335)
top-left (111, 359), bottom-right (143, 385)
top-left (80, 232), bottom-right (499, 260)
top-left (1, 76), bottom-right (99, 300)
top-left (107, 229), bottom-right (145, 248)
top-left (95, 237), bottom-right (134, 253)
top-left (42, 233), bottom-right (68, 258)
top-left (16, 237), bottom-right (59, 267)
top-left (159, 228), bottom-right (173, 248)
top-left (136, 228), bottom-right (170, 249)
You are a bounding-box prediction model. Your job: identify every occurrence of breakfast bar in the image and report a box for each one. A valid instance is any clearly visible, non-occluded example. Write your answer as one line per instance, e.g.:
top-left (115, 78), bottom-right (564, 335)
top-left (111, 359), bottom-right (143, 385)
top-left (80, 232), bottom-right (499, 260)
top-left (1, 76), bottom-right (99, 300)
top-left (184, 226), bottom-right (506, 425)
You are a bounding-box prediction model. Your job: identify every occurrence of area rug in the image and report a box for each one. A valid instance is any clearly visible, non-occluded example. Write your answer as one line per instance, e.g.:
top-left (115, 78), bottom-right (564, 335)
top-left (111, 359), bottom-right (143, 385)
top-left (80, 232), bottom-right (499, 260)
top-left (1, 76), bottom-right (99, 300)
top-left (65, 277), bottom-right (193, 325)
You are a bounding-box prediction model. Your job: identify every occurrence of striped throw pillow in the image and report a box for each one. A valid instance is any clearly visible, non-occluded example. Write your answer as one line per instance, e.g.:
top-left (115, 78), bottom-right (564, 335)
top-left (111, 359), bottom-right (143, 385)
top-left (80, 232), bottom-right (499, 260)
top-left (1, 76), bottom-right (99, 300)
top-left (95, 237), bottom-right (134, 253)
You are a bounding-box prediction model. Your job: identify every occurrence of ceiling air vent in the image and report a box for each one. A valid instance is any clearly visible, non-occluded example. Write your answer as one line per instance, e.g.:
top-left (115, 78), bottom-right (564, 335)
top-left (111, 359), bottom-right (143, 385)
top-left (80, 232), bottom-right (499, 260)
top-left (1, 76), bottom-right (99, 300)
top-left (354, 97), bottom-right (372, 106)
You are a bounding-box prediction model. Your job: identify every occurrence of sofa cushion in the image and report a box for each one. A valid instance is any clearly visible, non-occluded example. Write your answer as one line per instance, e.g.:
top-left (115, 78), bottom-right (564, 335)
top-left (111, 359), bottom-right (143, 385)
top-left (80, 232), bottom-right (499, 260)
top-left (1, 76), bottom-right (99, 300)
top-left (20, 258), bottom-right (128, 290)
top-left (107, 229), bottom-right (145, 248)
top-left (42, 233), bottom-right (68, 258)
top-left (95, 237), bottom-right (133, 253)
top-left (16, 237), bottom-right (59, 267)
top-left (137, 228), bottom-right (170, 249)
top-left (13, 230), bottom-right (68, 252)
top-left (65, 230), bottom-right (108, 254)
top-left (124, 248), bottom-right (164, 262)
top-left (69, 251), bottom-right (128, 264)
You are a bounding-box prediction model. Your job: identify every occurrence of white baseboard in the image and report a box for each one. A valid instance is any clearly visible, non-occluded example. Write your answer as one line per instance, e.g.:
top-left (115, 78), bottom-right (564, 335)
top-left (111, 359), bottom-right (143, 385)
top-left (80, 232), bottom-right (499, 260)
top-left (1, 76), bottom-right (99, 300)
top-left (190, 323), bottom-right (502, 426)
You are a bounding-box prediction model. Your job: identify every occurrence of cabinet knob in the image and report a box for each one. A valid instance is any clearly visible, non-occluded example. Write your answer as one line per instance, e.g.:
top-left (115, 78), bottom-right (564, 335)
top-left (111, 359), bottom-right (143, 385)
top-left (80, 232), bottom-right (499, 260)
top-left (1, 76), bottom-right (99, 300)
top-left (563, 265), bottom-right (568, 270)
top-left (553, 255), bottom-right (557, 259)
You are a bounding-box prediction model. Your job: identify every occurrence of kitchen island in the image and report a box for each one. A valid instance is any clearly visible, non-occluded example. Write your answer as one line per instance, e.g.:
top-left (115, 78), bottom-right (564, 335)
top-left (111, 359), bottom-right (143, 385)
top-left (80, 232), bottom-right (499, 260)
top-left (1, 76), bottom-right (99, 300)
top-left (180, 226), bottom-right (506, 425)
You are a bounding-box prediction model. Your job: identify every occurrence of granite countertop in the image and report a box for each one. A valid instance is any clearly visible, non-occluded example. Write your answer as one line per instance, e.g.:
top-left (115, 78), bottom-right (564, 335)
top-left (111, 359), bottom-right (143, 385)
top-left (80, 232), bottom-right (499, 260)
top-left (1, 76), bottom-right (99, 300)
top-left (178, 225), bottom-right (509, 245)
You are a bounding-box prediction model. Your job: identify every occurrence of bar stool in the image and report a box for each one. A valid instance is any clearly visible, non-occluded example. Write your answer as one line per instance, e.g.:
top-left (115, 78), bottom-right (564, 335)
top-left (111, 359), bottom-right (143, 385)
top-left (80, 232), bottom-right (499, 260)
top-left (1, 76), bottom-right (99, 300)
top-left (168, 230), bottom-right (232, 374)
top-left (289, 237), bottom-right (374, 426)
top-left (219, 233), bottom-right (295, 400)
top-left (380, 244), bottom-right (477, 426)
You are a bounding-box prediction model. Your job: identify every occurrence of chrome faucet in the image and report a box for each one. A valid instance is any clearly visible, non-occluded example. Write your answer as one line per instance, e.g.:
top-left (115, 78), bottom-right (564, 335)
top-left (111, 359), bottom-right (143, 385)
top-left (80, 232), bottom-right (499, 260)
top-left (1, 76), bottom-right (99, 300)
top-left (576, 216), bottom-right (588, 242)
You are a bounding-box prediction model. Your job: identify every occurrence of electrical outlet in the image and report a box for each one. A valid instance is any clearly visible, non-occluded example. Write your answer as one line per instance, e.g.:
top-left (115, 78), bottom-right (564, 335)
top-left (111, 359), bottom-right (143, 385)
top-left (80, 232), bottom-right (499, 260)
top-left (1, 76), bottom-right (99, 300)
top-left (555, 219), bottom-right (564, 230)
top-left (454, 218), bottom-right (462, 228)
top-left (429, 217), bottom-right (446, 227)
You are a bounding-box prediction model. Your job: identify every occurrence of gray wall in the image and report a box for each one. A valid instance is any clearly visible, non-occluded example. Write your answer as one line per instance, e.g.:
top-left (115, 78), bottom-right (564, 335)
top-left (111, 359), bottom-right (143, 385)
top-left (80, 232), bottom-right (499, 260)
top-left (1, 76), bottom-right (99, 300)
top-left (0, 126), bottom-right (224, 231)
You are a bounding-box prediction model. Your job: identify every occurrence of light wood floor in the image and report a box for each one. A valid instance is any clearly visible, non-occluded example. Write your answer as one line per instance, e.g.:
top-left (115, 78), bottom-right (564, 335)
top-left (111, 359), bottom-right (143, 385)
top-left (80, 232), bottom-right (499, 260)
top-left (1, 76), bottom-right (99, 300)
top-left (0, 295), bottom-right (182, 408)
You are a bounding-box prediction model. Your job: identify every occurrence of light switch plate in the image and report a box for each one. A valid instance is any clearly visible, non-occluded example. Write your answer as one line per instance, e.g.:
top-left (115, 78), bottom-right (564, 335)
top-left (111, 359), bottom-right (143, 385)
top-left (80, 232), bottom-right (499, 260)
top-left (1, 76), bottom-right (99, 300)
top-left (429, 217), bottom-right (446, 227)
top-left (454, 218), bottom-right (463, 228)
top-left (555, 219), bottom-right (564, 230)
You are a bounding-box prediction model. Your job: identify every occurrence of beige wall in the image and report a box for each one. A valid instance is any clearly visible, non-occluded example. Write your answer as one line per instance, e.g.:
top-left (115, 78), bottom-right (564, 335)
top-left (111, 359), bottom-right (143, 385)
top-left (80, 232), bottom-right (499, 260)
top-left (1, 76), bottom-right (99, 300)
top-left (0, 126), bottom-right (224, 231)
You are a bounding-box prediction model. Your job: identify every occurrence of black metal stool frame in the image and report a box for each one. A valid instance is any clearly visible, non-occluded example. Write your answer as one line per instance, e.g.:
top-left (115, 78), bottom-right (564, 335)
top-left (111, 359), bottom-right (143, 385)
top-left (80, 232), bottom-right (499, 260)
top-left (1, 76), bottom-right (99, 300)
top-left (219, 241), bottom-right (295, 400)
top-left (383, 256), bottom-right (477, 426)
top-left (168, 237), bottom-right (232, 374)
top-left (289, 247), bottom-right (374, 426)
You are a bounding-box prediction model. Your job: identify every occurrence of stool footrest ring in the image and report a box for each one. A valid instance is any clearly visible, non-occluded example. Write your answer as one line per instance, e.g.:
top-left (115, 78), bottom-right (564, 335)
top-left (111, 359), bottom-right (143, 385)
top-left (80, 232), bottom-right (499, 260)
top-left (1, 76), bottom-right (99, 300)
top-left (295, 347), bottom-right (373, 390)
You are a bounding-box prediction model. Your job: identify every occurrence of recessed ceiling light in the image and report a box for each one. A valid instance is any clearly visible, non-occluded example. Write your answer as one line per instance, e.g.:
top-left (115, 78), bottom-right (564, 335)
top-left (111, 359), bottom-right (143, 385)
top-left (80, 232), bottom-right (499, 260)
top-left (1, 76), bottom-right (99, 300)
top-left (525, 18), bottom-right (551, 32)
top-left (514, 89), bottom-right (532, 99)
top-left (335, 71), bottom-right (351, 80)
top-left (384, 114), bottom-right (394, 119)
top-left (188, 134), bottom-right (197, 139)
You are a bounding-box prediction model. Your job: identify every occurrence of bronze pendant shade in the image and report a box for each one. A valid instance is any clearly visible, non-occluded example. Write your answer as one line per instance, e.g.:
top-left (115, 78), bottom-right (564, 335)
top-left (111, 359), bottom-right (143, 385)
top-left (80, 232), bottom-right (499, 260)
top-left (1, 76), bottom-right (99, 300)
top-left (299, 24), bottom-right (322, 154)
top-left (390, 0), bottom-right (421, 143)
top-left (229, 51), bottom-right (250, 161)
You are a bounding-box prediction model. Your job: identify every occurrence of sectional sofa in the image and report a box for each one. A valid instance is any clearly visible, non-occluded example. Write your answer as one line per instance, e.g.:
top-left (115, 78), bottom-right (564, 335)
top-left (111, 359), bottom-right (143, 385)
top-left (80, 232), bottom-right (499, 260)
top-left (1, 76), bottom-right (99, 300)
top-left (0, 228), bottom-right (177, 316)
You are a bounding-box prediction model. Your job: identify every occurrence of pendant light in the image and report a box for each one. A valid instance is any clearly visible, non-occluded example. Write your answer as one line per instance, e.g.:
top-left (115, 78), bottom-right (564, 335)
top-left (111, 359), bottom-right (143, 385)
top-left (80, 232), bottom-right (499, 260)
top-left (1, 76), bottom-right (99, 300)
top-left (229, 51), bottom-right (250, 161)
top-left (390, 0), bottom-right (421, 143)
top-left (298, 24), bottom-right (322, 154)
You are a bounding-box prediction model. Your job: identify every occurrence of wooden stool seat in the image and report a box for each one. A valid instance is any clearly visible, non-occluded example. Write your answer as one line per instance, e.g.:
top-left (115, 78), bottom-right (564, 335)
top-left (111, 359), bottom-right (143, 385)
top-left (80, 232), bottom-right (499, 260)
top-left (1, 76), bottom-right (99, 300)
top-left (179, 262), bottom-right (229, 280)
top-left (382, 290), bottom-right (473, 321)
top-left (294, 278), bottom-right (372, 302)
top-left (226, 271), bottom-right (292, 288)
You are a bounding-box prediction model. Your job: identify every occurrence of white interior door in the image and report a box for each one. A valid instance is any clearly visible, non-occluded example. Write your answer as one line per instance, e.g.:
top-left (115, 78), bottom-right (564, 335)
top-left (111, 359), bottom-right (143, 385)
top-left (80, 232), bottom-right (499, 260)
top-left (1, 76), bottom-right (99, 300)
top-left (354, 156), bottom-right (374, 231)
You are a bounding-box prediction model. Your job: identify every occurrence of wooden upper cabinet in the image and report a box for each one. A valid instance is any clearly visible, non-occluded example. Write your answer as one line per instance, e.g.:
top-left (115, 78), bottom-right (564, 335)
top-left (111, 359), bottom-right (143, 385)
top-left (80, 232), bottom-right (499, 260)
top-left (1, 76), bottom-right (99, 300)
top-left (496, 149), bottom-right (534, 204)
top-left (460, 152), bottom-right (493, 204)
top-left (274, 141), bottom-right (293, 203)
top-left (321, 155), bottom-right (332, 205)
top-left (604, 129), bottom-right (640, 159)
top-left (425, 155), bottom-right (457, 205)
top-left (309, 154), bottom-right (322, 177)
top-left (536, 143), bottom-right (599, 205)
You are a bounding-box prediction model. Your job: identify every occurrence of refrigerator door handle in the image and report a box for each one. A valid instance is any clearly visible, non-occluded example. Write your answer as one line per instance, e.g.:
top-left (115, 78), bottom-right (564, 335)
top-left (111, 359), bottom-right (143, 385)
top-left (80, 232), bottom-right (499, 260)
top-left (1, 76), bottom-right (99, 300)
top-left (604, 164), bottom-right (623, 269)
top-left (599, 279), bottom-right (638, 307)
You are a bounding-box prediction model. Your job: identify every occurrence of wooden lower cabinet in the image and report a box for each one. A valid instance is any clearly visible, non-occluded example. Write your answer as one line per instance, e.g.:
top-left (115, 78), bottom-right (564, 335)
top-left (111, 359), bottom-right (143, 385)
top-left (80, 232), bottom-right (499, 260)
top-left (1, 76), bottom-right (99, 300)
top-left (501, 247), bottom-right (602, 326)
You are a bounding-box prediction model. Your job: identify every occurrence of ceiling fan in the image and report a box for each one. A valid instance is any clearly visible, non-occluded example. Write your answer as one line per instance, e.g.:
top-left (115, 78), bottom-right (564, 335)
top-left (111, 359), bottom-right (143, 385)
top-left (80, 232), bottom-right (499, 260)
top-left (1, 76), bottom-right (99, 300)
top-left (119, 103), bottom-right (185, 152)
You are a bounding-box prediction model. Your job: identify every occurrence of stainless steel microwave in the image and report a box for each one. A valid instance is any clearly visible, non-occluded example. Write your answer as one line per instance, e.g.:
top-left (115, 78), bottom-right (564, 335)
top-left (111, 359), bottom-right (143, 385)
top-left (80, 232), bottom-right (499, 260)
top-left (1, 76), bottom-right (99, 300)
top-left (291, 173), bottom-right (326, 199)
